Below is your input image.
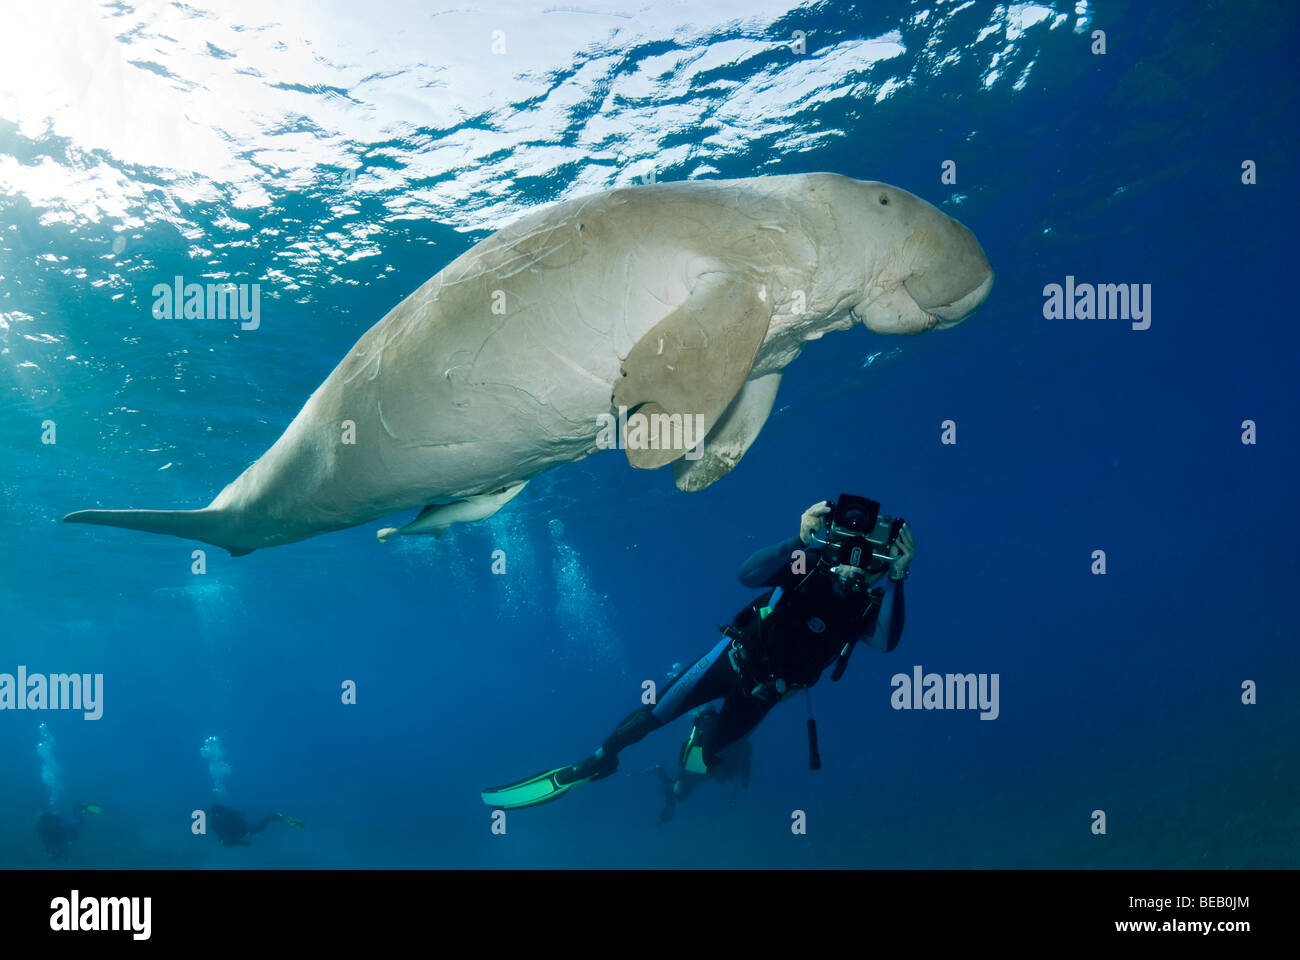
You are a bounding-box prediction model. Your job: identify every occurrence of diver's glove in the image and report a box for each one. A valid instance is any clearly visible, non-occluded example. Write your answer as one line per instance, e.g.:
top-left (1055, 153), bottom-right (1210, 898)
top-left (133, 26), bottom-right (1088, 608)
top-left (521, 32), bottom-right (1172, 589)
top-left (888, 523), bottom-right (916, 580)
top-left (799, 501), bottom-right (832, 545)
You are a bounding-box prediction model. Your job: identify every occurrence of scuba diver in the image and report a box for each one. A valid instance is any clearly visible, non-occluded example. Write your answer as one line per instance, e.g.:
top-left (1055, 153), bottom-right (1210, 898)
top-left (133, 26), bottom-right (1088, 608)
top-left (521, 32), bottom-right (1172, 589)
top-left (639, 706), bottom-right (752, 824)
top-left (207, 803), bottom-right (303, 847)
top-left (483, 493), bottom-right (914, 809)
top-left (35, 803), bottom-right (100, 860)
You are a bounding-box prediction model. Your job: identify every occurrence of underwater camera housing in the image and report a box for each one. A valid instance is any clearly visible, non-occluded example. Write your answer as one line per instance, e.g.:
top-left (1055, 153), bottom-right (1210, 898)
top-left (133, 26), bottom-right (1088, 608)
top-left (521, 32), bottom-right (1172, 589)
top-left (821, 493), bottom-right (904, 573)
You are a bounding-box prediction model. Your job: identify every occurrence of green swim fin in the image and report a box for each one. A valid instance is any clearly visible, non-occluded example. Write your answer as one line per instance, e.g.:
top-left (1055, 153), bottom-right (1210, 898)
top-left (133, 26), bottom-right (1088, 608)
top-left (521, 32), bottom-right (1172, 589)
top-left (481, 765), bottom-right (591, 809)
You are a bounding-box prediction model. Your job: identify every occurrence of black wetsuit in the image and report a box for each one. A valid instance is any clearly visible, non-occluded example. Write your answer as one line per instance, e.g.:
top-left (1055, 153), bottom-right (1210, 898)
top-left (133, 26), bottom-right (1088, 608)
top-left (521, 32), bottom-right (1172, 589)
top-left (589, 534), bottom-right (905, 772)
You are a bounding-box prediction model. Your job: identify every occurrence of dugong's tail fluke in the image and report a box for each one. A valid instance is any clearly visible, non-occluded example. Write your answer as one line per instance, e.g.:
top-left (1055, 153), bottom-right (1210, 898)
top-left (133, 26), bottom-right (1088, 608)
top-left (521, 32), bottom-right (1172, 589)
top-left (62, 508), bottom-right (254, 557)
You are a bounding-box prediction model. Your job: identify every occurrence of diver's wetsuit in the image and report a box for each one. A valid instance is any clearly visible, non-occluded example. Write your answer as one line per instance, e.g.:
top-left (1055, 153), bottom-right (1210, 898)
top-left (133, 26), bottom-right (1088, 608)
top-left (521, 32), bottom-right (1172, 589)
top-left (579, 534), bottom-right (905, 777)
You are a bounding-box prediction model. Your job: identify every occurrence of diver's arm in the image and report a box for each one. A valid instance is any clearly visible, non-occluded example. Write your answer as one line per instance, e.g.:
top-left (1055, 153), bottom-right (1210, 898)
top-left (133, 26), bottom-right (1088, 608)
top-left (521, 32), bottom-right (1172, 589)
top-left (866, 523), bottom-right (912, 652)
top-left (739, 502), bottom-right (832, 587)
top-left (865, 576), bottom-right (905, 653)
top-left (737, 534), bottom-right (806, 588)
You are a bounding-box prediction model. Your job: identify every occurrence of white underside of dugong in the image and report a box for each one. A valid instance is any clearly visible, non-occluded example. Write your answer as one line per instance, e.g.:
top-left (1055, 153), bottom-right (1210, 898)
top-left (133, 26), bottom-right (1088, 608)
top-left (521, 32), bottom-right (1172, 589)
top-left (65, 173), bottom-right (993, 554)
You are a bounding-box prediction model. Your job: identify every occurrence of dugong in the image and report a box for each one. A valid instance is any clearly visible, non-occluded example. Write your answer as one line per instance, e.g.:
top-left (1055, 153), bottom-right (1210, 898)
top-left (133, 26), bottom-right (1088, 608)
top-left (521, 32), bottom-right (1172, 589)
top-left (65, 173), bottom-right (993, 555)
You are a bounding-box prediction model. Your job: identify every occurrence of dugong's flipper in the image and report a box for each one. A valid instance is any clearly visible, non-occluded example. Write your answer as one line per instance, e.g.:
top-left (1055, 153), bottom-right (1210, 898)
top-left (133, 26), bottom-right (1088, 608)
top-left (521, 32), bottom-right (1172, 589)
top-left (614, 273), bottom-right (770, 470)
top-left (375, 510), bottom-right (440, 542)
top-left (672, 372), bottom-right (782, 492)
top-left (376, 481), bottom-right (528, 542)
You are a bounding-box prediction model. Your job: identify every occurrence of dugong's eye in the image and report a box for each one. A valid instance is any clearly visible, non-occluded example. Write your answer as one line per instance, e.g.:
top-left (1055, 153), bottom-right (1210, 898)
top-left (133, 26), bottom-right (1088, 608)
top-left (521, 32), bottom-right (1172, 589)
top-left (878, 194), bottom-right (889, 206)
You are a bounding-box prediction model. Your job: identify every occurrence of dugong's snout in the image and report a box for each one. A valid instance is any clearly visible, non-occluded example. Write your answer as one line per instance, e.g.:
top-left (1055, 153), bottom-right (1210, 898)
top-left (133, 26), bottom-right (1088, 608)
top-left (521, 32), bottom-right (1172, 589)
top-left (902, 215), bottom-right (994, 328)
top-left (928, 269), bottom-right (994, 328)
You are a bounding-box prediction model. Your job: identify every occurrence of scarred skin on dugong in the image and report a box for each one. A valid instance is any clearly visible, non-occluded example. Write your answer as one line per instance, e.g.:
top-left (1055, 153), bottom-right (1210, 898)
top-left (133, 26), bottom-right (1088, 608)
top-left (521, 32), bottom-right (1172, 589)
top-left (65, 173), bottom-right (993, 554)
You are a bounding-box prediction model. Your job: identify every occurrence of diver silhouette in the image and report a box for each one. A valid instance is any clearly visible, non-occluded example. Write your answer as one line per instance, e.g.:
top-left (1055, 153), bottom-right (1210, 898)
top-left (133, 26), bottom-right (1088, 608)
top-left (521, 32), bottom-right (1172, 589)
top-left (207, 803), bottom-right (302, 847)
top-left (35, 803), bottom-right (100, 860)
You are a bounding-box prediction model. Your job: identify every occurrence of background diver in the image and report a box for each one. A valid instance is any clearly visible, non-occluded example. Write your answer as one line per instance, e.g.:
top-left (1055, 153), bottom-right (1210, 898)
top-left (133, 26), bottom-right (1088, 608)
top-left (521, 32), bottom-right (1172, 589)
top-left (35, 803), bottom-right (100, 860)
top-left (483, 493), bottom-right (914, 809)
top-left (207, 803), bottom-right (303, 847)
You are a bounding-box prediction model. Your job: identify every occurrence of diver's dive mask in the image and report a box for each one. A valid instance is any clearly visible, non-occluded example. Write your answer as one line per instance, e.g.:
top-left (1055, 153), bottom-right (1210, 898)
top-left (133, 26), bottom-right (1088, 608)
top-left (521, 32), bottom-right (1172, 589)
top-left (813, 493), bottom-right (904, 588)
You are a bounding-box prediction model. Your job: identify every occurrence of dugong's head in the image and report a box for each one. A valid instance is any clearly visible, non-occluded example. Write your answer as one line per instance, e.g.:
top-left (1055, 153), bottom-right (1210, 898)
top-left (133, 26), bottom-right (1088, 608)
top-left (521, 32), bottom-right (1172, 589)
top-left (831, 177), bottom-right (993, 334)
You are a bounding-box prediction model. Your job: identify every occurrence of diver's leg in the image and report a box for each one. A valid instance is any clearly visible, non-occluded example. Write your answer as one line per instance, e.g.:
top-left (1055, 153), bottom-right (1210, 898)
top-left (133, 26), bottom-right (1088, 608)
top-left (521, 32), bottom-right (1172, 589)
top-left (649, 632), bottom-right (739, 726)
top-left (563, 633), bottom-right (739, 784)
top-left (247, 815), bottom-right (275, 835)
top-left (561, 703), bottom-right (663, 783)
top-left (703, 695), bottom-right (775, 769)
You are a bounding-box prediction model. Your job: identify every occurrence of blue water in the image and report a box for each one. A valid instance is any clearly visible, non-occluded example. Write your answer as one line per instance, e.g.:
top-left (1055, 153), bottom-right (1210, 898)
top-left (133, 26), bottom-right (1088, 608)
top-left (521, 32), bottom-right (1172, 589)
top-left (1, 1), bottom-right (1296, 869)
